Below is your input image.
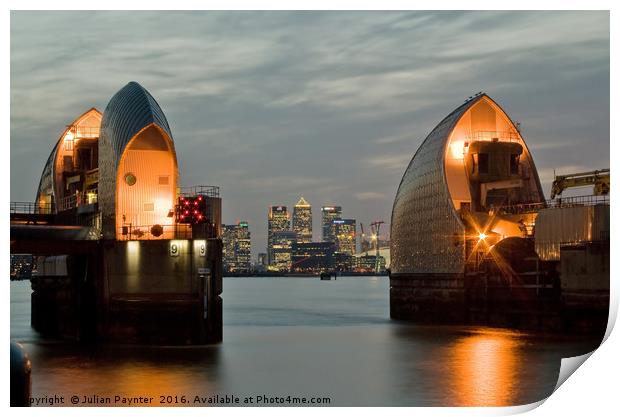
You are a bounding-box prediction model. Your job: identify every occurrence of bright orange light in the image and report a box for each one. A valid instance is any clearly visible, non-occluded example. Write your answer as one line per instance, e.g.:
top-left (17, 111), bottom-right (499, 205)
top-left (478, 233), bottom-right (487, 241)
top-left (450, 141), bottom-right (465, 159)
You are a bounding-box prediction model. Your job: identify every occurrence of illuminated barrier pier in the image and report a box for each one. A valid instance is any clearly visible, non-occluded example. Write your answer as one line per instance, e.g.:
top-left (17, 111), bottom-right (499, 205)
top-left (11, 82), bottom-right (223, 344)
top-left (390, 93), bottom-right (609, 333)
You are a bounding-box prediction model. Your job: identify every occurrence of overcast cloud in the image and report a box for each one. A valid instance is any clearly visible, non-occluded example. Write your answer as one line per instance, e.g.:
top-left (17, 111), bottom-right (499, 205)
top-left (10, 11), bottom-right (609, 256)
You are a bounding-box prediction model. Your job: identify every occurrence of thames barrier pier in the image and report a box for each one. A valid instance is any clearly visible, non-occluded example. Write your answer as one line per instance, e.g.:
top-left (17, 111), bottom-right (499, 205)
top-left (10, 82), bottom-right (223, 344)
top-left (390, 93), bottom-right (609, 333)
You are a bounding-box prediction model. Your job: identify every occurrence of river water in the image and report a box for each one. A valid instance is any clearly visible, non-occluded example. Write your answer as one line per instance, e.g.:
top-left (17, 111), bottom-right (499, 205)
top-left (10, 277), bottom-right (600, 407)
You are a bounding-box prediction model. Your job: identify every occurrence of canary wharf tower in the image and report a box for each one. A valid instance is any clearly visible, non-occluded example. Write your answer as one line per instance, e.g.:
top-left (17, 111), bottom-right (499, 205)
top-left (293, 196), bottom-right (312, 243)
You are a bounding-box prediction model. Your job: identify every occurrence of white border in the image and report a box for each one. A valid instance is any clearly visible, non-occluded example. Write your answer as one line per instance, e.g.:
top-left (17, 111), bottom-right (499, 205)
top-left (3, 2), bottom-right (616, 416)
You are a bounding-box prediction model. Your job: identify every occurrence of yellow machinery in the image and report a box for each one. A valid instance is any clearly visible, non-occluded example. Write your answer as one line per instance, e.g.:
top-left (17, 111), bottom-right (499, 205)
top-left (550, 169), bottom-right (610, 199)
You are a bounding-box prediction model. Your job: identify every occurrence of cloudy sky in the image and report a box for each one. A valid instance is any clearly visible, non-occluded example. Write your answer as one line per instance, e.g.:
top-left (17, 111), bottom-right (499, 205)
top-left (10, 11), bottom-right (609, 256)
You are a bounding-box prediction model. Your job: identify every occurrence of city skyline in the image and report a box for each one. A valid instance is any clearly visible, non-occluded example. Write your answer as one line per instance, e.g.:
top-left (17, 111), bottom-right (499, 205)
top-left (223, 195), bottom-right (385, 268)
top-left (262, 197), bottom-right (380, 268)
top-left (10, 11), bottom-right (610, 256)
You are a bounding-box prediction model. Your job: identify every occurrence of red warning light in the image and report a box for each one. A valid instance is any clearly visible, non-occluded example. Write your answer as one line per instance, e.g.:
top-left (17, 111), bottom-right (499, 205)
top-left (176, 195), bottom-right (208, 224)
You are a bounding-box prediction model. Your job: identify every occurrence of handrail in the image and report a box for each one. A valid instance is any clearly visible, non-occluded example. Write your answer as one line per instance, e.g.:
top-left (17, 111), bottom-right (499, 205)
top-left (496, 194), bottom-right (609, 215)
top-left (10, 202), bottom-right (54, 215)
top-left (118, 222), bottom-right (219, 240)
top-left (179, 185), bottom-right (220, 198)
top-left (466, 130), bottom-right (521, 143)
top-left (66, 125), bottom-right (100, 139)
top-left (57, 189), bottom-right (98, 212)
top-left (118, 224), bottom-right (191, 240)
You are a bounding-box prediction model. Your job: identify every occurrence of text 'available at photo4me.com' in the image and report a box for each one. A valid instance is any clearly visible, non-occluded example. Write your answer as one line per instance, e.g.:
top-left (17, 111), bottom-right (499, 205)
top-left (30, 394), bottom-right (333, 406)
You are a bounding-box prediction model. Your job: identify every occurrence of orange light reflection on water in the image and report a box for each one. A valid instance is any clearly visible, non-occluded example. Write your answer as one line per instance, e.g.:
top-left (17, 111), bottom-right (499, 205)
top-left (32, 357), bottom-right (218, 407)
top-left (448, 330), bottom-right (523, 406)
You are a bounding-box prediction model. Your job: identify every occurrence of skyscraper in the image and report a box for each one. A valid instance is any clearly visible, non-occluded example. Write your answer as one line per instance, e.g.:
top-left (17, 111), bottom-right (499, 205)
top-left (332, 218), bottom-right (356, 255)
top-left (268, 205), bottom-right (290, 264)
top-left (270, 230), bottom-right (297, 272)
top-left (292, 196), bottom-right (312, 243)
top-left (222, 221), bottom-right (252, 273)
top-left (235, 221), bottom-right (251, 273)
top-left (321, 206), bottom-right (342, 243)
top-left (222, 225), bottom-right (237, 272)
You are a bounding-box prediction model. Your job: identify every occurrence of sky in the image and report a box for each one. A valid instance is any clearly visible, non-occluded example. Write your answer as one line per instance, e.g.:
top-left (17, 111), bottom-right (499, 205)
top-left (10, 11), bottom-right (610, 257)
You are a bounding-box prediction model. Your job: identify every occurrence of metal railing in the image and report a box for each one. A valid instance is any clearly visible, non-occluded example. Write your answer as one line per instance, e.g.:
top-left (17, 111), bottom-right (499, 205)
top-left (179, 185), bottom-right (220, 198)
top-left (547, 194), bottom-right (609, 207)
top-left (66, 126), bottom-right (100, 139)
top-left (118, 222), bottom-right (219, 240)
top-left (118, 224), bottom-right (191, 240)
top-left (495, 201), bottom-right (546, 215)
top-left (497, 194), bottom-right (609, 215)
top-left (57, 190), bottom-right (98, 212)
top-left (466, 130), bottom-right (521, 143)
top-left (10, 202), bottom-right (54, 215)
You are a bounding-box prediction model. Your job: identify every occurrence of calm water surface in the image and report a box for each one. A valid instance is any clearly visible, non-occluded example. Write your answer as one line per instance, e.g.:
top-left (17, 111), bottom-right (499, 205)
top-left (10, 277), bottom-right (600, 406)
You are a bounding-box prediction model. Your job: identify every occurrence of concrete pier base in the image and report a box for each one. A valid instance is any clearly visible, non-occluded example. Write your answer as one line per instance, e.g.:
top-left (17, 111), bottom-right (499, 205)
top-left (390, 270), bottom-right (608, 335)
top-left (389, 273), bottom-right (466, 323)
top-left (30, 238), bottom-right (223, 345)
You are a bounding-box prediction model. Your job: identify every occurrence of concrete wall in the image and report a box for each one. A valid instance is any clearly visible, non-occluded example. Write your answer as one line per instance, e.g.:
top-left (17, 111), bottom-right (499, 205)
top-left (561, 242), bottom-right (609, 292)
top-left (390, 273), bottom-right (466, 323)
top-left (103, 239), bottom-right (209, 294)
top-left (102, 239), bottom-right (222, 344)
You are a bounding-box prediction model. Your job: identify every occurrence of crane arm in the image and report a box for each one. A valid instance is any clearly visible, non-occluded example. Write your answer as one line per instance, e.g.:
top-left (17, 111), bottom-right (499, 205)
top-left (550, 169), bottom-right (610, 199)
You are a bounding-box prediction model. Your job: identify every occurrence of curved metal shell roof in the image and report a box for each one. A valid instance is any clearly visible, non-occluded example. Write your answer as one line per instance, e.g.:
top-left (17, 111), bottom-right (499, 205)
top-left (100, 81), bottom-right (173, 158)
top-left (98, 82), bottom-right (178, 239)
top-left (390, 97), bottom-right (479, 275)
top-left (390, 94), bottom-right (544, 275)
top-left (35, 140), bottom-right (59, 203)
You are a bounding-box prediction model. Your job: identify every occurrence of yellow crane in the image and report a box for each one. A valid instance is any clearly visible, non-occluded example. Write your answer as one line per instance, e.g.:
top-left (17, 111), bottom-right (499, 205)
top-left (550, 169), bottom-right (610, 199)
